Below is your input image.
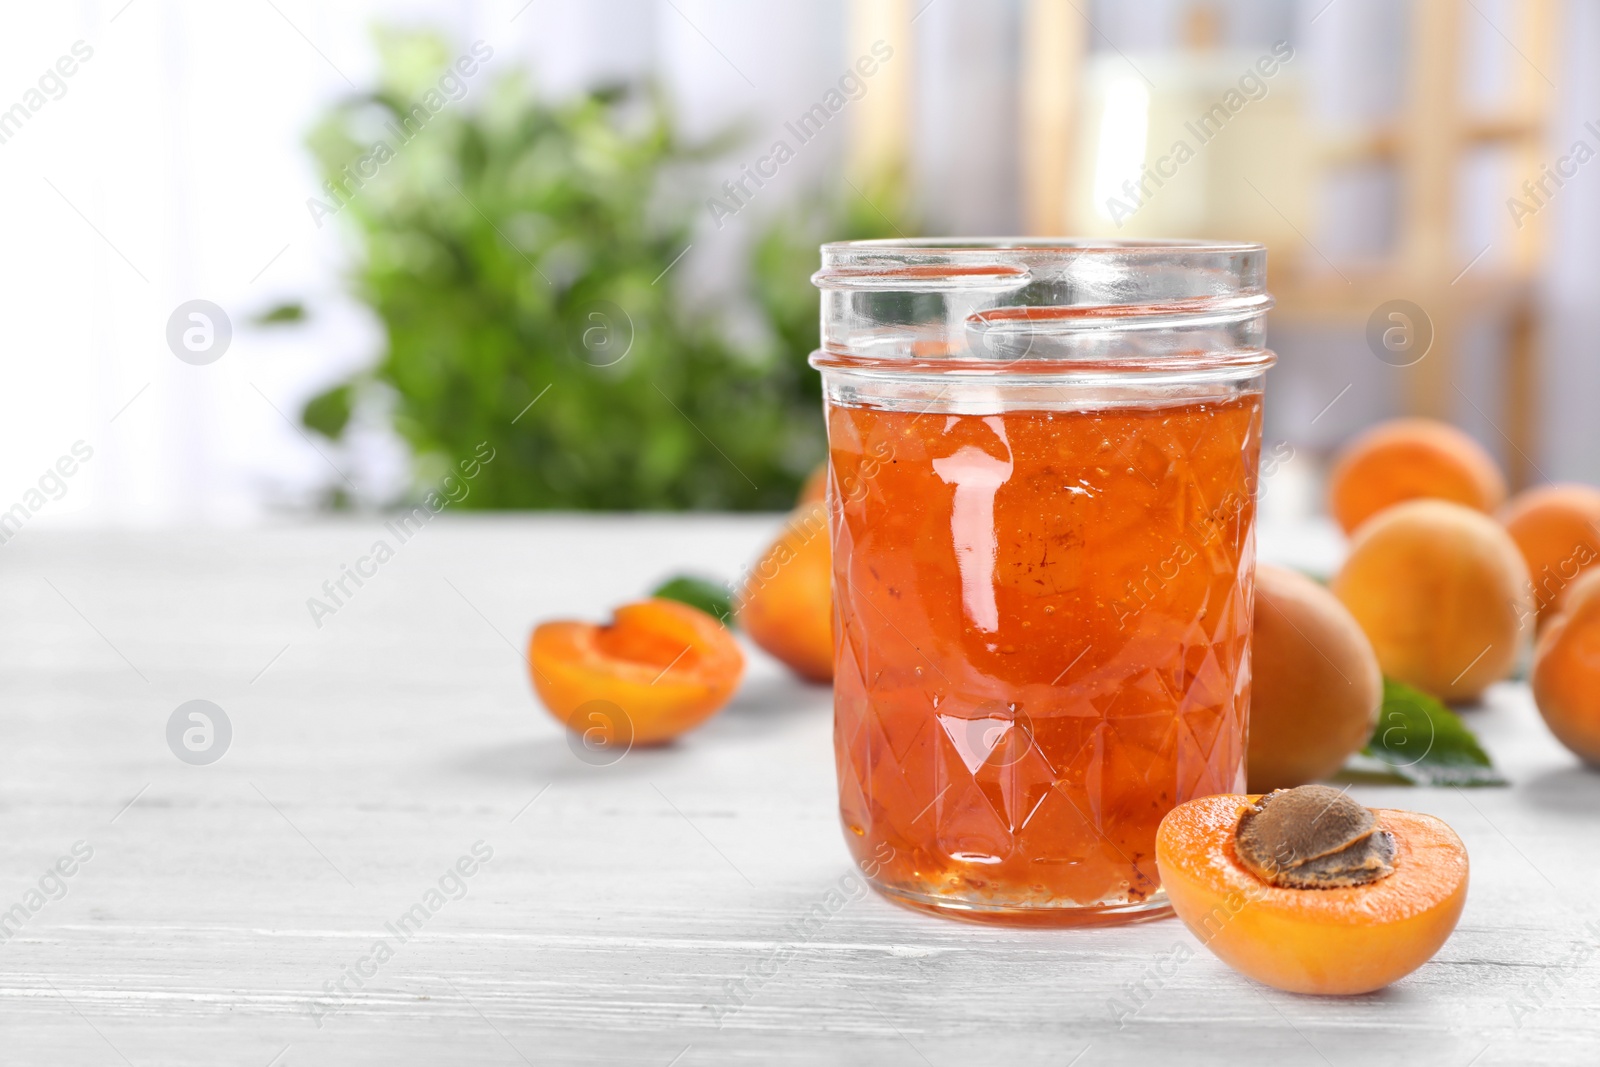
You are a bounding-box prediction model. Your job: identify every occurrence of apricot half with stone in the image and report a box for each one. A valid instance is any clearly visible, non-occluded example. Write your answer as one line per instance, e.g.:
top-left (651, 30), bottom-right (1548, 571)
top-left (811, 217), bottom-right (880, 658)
top-left (1156, 786), bottom-right (1469, 995)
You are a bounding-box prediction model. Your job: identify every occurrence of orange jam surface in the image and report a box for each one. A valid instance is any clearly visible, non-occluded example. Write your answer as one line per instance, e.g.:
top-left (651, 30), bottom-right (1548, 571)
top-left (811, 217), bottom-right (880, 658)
top-left (828, 393), bottom-right (1262, 918)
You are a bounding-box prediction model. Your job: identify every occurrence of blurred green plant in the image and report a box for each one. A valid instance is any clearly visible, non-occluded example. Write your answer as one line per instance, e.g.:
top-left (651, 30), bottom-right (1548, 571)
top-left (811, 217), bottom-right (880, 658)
top-left (282, 28), bottom-right (912, 510)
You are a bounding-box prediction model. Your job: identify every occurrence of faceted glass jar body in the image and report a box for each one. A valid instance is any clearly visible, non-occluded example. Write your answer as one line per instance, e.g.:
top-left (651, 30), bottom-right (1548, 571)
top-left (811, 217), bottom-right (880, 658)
top-left (810, 240), bottom-right (1274, 925)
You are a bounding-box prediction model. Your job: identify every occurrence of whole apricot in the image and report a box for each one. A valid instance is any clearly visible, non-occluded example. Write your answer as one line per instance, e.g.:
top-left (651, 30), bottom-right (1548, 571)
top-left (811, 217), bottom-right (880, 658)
top-left (798, 462), bottom-right (828, 505)
top-left (1332, 499), bottom-right (1530, 702)
top-left (1531, 569), bottom-right (1600, 764)
top-left (529, 599), bottom-right (744, 746)
top-left (736, 502), bottom-right (834, 682)
top-left (1500, 483), bottom-right (1600, 625)
top-left (1248, 564), bottom-right (1382, 791)
top-left (1157, 790), bottom-right (1468, 995)
top-left (1327, 418), bottom-right (1506, 535)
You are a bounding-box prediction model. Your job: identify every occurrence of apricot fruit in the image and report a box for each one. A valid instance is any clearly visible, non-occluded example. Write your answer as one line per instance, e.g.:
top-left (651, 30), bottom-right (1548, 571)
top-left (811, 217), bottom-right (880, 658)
top-left (1531, 569), bottom-right (1600, 764)
top-left (1332, 499), bottom-right (1530, 702)
top-left (1500, 483), bottom-right (1600, 624)
top-left (1157, 788), bottom-right (1469, 995)
top-left (1248, 564), bottom-right (1383, 791)
top-left (735, 502), bottom-right (833, 682)
top-left (1327, 418), bottom-right (1507, 535)
top-left (528, 598), bottom-right (744, 746)
top-left (798, 462), bottom-right (828, 505)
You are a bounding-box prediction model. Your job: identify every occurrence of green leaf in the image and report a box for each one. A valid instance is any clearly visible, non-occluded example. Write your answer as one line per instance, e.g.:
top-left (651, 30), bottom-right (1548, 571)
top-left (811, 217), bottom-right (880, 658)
top-left (651, 574), bottom-right (734, 628)
top-left (254, 301), bottom-right (307, 325)
top-left (303, 384), bottom-right (355, 440)
top-left (1342, 678), bottom-right (1507, 787)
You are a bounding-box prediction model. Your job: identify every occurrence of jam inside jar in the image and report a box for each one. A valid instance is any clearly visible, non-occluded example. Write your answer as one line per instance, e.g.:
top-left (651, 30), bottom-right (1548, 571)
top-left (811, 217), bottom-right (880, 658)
top-left (810, 240), bottom-right (1275, 925)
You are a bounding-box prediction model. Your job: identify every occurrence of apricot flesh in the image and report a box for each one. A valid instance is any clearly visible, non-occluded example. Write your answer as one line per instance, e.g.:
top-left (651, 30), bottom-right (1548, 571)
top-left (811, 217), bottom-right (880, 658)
top-left (1531, 569), bottom-right (1600, 764)
top-left (1332, 499), bottom-right (1530, 702)
top-left (736, 501), bottom-right (833, 682)
top-left (1500, 483), bottom-right (1600, 624)
top-left (1248, 564), bottom-right (1383, 791)
top-left (1157, 793), bottom-right (1469, 995)
top-left (528, 599), bottom-right (744, 745)
top-left (1328, 418), bottom-right (1506, 535)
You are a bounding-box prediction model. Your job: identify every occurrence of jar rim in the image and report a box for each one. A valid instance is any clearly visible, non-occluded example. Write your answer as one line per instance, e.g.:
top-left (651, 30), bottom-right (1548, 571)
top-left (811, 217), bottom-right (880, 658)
top-left (814, 237), bottom-right (1270, 301)
top-left (820, 237), bottom-right (1266, 255)
top-left (813, 237), bottom-right (1272, 376)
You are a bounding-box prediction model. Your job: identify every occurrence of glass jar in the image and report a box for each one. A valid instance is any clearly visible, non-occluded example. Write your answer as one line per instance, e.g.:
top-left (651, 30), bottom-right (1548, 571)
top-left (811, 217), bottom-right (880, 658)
top-left (810, 239), bottom-right (1274, 925)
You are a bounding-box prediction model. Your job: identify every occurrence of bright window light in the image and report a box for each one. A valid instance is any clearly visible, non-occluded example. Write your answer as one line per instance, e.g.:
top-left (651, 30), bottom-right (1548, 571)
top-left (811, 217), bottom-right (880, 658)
top-left (1091, 77), bottom-right (1150, 220)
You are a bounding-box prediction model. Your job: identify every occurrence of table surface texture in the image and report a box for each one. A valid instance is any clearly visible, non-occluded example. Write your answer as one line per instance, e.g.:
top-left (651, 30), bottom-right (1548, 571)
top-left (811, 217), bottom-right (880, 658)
top-left (1, 515), bottom-right (1596, 1066)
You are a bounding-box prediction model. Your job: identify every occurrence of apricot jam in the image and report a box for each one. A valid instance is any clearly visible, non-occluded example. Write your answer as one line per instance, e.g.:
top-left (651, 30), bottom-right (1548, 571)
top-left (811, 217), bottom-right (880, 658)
top-left (827, 394), bottom-right (1261, 921)
top-left (812, 239), bottom-right (1274, 924)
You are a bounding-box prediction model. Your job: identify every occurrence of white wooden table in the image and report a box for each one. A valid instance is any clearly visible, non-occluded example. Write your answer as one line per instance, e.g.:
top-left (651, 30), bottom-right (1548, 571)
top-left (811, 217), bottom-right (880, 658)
top-left (2, 515), bottom-right (1596, 1065)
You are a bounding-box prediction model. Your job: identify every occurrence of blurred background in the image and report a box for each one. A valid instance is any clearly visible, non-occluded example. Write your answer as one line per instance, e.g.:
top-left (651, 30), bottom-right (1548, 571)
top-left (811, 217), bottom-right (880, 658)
top-left (2, 0), bottom-right (1593, 530)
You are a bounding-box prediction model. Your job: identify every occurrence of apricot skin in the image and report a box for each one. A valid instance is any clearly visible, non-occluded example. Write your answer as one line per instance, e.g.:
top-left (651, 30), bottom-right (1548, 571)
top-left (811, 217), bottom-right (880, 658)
top-left (1332, 499), bottom-right (1530, 702)
top-left (1157, 794), bottom-right (1469, 995)
top-left (736, 502), bottom-right (834, 682)
top-left (1248, 564), bottom-right (1383, 792)
top-left (1328, 418), bottom-right (1506, 536)
top-left (1501, 483), bottom-right (1600, 624)
top-left (1531, 569), bottom-right (1600, 765)
top-left (529, 599), bottom-right (744, 746)
top-left (798, 462), bottom-right (828, 505)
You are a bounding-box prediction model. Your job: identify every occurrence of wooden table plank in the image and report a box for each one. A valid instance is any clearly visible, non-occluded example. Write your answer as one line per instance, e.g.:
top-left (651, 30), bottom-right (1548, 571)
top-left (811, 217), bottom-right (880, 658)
top-left (0, 516), bottom-right (1596, 1065)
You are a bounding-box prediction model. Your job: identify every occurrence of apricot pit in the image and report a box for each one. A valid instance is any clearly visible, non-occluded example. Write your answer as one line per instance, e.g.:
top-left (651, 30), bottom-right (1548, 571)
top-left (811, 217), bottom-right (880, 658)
top-left (1234, 786), bottom-right (1395, 890)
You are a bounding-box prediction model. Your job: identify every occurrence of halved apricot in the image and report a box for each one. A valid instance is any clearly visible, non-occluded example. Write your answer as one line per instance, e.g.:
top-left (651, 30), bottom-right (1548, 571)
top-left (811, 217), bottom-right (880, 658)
top-left (1156, 792), bottom-right (1468, 995)
top-left (528, 599), bottom-right (744, 746)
